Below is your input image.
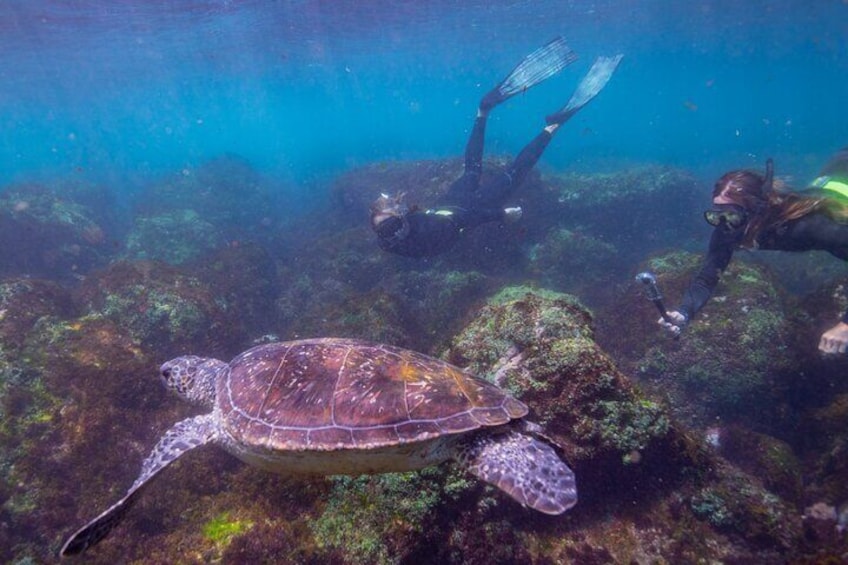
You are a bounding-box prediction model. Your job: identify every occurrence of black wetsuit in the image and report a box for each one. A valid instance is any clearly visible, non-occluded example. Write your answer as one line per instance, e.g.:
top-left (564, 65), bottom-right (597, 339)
top-left (679, 211), bottom-right (848, 323)
top-left (376, 114), bottom-right (554, 258)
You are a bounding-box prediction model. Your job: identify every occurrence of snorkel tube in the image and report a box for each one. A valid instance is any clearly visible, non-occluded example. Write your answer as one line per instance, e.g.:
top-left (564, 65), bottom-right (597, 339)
top-left (751, 157), bottom-right (775, 216)
top-left (762, 158), bottom-right (774, 195)
top-left (635, 271), bottom-right (674, 324)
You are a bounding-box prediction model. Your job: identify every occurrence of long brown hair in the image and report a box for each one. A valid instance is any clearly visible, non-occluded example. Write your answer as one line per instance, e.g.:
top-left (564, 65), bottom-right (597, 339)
top-left (713, 168), bottom-right (848, 248)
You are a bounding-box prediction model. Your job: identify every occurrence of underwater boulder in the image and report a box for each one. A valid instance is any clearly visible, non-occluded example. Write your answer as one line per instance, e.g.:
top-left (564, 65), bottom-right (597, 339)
top-left (132, 154), bottom-right (278, 244)
top-left (380, 269), bottom-right (492, 349)
top-left (125, 208), bottom-right (225, 265)
top-left (806, 394), bottom-right (848, 506)
top-left (743, 250), bottom-right (848, 295)
top-left (1, 274), bottom-right (255, 564)
top-left (0, 277), bottom-right (75, 353)
top-left (709, 425), bottom-right (804, 505)
top-left (272, 218), bottom-right (494, 351)
top-left (276, 281), bottom-right (412, 348)
top-left (597, 251), bottom-right (799, 429)
top-left (0, 309), bottom-right (162, 564)
top-left (446, 286), bottom-right (682, 469)
top-left (273, 226), bottom-right (415, 347)
top-left (72, 260), bottom-right (244, 358)
top-left (687, 460), bottom-right (802, 551)
top-left (536, 165), bottom-right (703, 263)
top-left (0, 183), bottom-right (112, 279)
top-left (527, 227), bottom-right (619, 294)
top-left (436, 285), bottom-right (802, 561)
top-left (294, 222), bottom-right (400, 294)
top-left (190, 242), bottom-right (279, 336)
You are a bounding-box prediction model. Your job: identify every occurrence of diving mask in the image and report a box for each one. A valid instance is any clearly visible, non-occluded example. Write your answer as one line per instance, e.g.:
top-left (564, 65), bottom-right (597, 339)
top-left (370, 192), bottom-right (411, 241)
top-left (704, 204), bottom-right (747, 229)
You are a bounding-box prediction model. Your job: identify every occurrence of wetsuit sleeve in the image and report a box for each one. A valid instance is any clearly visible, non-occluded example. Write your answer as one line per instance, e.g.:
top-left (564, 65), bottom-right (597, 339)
top-left (778, 213), bottom-right (848, 323)
top-left (678, 228), bottom-right (738, 322)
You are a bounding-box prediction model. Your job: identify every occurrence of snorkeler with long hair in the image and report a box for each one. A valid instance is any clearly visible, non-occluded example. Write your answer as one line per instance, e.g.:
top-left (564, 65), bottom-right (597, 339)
top-left (659, 148), bottom-right (848, 354)
top-left (370, 38), bottom-right (622, 258)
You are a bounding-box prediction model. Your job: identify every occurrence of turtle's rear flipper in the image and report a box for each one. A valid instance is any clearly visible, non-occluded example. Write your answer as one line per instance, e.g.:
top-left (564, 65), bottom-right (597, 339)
top-left (459, 430), bottom-right (577, 514)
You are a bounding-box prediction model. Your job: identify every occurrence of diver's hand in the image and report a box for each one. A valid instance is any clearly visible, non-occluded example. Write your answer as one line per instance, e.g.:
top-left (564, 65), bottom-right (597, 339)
top-left (818, 321), bottom-right (848, 354)
top-left (658, 310), bottom-right (686, 337)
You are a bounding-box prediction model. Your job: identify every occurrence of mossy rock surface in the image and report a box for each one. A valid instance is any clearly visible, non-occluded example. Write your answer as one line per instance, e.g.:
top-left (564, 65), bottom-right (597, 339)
top-left (73, 260), bottom-right (243, 357)
top-left (599, 251), bottom-right (799, 428)
top-left (0, 184), bottom-right (111, 278)
top-left (448, 285), bottom-right (682, 476)
top-left (125, 208), bottom-right (224, 265)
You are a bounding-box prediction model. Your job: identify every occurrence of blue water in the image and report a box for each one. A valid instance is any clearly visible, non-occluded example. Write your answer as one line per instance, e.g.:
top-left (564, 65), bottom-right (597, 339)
top-left (1, 1), bottom-right (846, 207)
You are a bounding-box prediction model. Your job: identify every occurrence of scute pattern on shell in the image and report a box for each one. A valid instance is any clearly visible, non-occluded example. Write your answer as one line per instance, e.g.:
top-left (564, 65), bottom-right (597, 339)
top-left (218, 338), bottom-right (528, 450)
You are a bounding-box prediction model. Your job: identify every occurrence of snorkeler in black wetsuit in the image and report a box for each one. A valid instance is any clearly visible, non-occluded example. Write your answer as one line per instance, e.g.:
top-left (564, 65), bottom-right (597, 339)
top-left (659, 150), bottom-right (848, 354)
top-left (370, 38), bottom-right (623, 258)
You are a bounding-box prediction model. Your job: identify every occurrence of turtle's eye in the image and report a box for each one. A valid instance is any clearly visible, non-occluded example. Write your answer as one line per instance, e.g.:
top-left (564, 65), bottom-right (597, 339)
top-left (162, 368), bottom-right (172, 379)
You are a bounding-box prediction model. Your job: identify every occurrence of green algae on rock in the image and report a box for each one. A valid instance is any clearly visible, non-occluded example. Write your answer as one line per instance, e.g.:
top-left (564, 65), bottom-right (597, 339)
top-left (312, 469), bottom-right (459, 565)
top-left (447, 285), bottom-right (672, 461)
top-left (443, 284), bottom-right (804, 560)
top-left (73, 260), bottom-right (243, 357)
top-left (202, 511), bottom-right (254, 548)
top-left (125, 208), bottom-right (224, 265)
top-left (599, 252), bottom-right (798, 428)
top-left (0, 184), bottom-right (111, 279)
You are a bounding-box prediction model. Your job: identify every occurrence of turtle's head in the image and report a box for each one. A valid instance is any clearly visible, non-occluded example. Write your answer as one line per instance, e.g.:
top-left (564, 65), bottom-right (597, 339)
top-left (160, 355), bottom-right (226, 408)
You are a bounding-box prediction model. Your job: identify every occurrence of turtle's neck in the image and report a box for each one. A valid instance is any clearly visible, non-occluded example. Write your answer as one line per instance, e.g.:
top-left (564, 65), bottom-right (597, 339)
top-left (188, 358), bottom-right (228, 408)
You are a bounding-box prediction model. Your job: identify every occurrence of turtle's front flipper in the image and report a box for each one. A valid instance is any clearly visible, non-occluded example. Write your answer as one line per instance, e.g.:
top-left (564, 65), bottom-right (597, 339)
top-left (458, 430), bottom-right (577, 515)
top-left (60, 414), bottom-right (218, 557)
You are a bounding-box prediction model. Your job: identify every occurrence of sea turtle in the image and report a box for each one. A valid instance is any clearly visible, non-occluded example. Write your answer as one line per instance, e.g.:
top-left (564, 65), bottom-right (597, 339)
top-left (61, 338), bottom-right (577, 556)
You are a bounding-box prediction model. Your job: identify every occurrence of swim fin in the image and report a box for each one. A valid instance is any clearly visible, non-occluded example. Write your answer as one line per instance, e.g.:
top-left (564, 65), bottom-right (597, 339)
top-left (546, 54), bottom-right (623, 125)
top-left (480, 37), bottom-right (578, 111)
